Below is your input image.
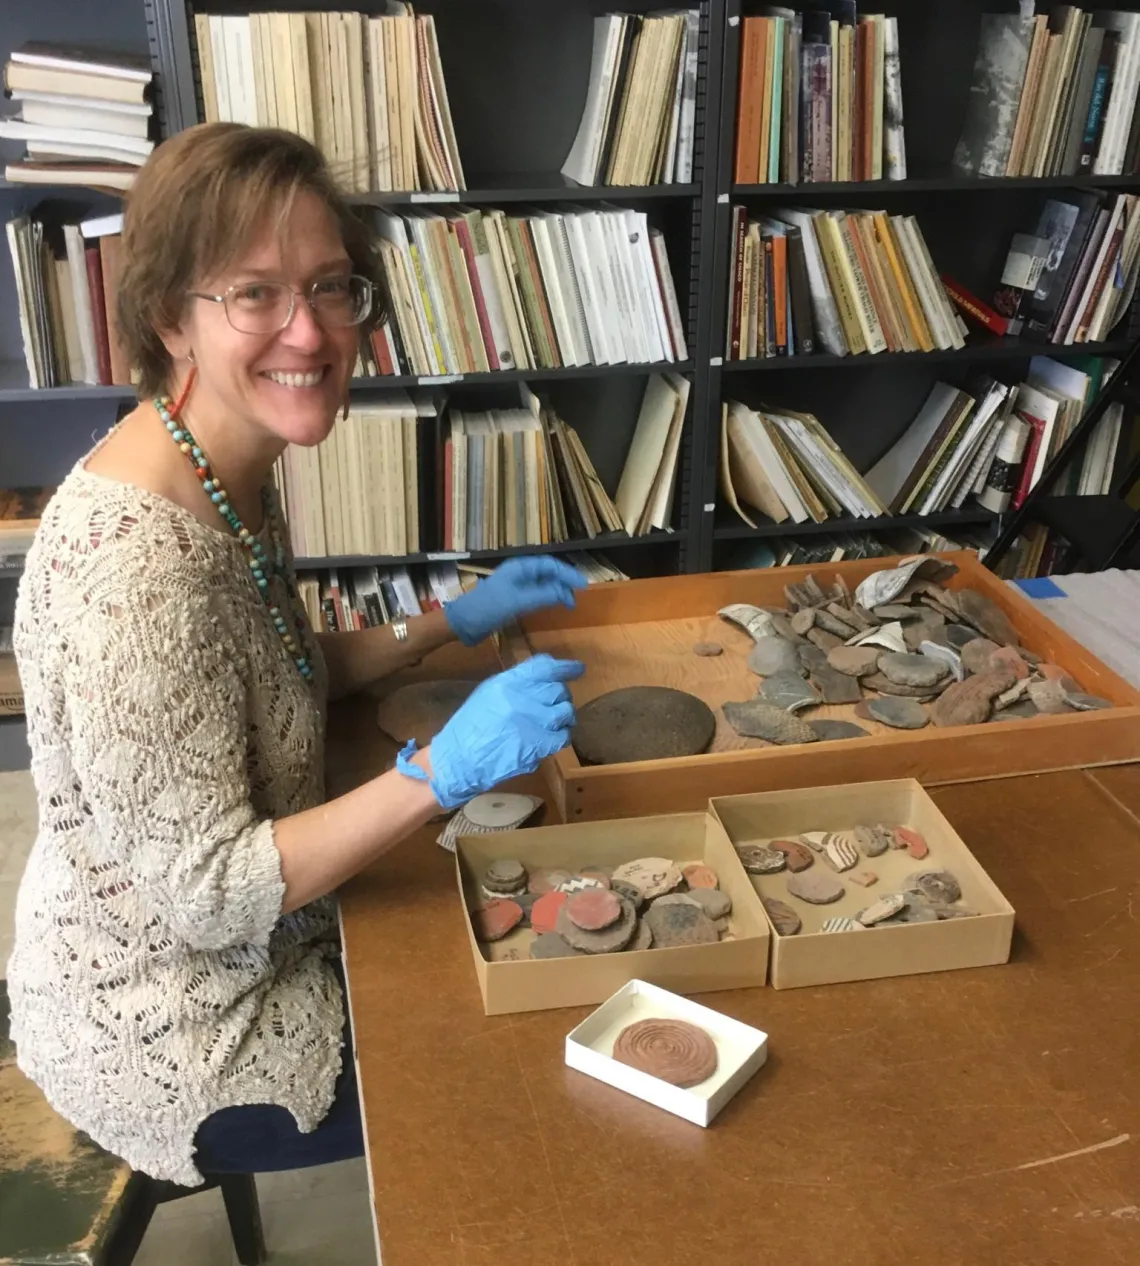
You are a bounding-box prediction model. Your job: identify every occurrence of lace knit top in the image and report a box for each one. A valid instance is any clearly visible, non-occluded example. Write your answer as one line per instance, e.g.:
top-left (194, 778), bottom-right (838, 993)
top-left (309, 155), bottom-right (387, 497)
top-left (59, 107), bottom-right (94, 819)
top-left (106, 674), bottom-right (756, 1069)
top-left (6, 459), bottom-right (345, 1185)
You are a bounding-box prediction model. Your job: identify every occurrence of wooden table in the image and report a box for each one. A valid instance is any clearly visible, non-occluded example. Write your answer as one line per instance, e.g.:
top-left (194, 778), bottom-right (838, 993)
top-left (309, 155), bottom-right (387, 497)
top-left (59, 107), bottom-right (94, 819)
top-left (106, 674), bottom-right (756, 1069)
top-left (333, 662), bottom-right (1140, 1266)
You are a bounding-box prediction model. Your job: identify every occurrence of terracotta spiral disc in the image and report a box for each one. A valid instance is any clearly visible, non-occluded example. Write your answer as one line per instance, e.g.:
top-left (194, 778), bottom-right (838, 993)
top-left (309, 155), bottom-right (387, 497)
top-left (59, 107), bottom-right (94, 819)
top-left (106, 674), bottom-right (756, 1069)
top-left (611, 1018), bottom-right (718, 1088)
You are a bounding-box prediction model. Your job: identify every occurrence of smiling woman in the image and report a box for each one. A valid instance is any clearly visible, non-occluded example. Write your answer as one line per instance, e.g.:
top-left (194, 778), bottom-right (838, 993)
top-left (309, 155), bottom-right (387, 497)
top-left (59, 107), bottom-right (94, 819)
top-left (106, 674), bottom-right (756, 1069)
top-left (7, 123), bottom-right (586, 1187)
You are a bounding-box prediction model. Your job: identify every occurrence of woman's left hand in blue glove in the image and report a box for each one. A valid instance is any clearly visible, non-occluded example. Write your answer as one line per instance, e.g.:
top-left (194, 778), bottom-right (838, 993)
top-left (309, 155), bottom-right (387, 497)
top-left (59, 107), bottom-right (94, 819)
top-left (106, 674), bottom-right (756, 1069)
top-left (444, 556), bottom-right (587, 647)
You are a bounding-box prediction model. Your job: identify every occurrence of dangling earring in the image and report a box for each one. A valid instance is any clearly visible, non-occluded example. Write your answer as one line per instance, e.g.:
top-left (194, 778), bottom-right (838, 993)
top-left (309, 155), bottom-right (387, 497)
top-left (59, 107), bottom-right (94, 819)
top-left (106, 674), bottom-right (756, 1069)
top-left (186, 350), bottom-right (196, 365)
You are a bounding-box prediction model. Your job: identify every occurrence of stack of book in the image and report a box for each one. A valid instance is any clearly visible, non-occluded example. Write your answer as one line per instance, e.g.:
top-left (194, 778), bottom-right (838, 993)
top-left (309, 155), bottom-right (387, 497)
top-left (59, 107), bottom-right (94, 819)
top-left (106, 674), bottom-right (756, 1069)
top-left (275, 376), bottom-right (687, 560)
top-left (368, 206), bottom-right (687, 377)
top-left (734, 6), bottom-right (907, 186)
top-left (562, 10), bottom-right (700, 186)
top-left (296, 551), bottom-right (629, 633)
top-left (955, 8), bottom-right (1140, 179)
top-left (865, 356), bottom-right (1124, 521)
top-left (1, 42), bottom-right (153, 192)
top-left (5, 209), bottom-right (131, 388)
top-left (726, 206), bottom-right (962, 360)
top-left (719, 399), bottom-right (887, 526)
top-left (193, 7), bottom-right (464, 193)
top-left (950, 191), bottom-right (1140, 346)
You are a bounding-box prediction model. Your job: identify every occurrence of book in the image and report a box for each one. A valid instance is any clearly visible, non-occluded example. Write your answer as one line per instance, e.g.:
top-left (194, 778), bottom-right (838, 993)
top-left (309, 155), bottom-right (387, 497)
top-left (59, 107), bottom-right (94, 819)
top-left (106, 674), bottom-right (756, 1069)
top-left (953, 14), bottom-right (1035, 176)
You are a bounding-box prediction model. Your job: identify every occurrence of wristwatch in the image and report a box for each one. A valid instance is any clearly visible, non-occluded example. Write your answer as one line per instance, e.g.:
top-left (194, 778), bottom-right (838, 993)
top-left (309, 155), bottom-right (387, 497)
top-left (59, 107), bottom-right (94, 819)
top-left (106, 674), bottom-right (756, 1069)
top-left (392, 618), bottom-right (409, 643)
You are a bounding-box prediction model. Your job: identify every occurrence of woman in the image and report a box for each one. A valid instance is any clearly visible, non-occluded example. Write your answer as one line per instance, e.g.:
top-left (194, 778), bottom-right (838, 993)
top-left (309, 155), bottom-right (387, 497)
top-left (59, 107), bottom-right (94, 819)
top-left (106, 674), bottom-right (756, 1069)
top-left (7, 123), bottom-right (584, 1186)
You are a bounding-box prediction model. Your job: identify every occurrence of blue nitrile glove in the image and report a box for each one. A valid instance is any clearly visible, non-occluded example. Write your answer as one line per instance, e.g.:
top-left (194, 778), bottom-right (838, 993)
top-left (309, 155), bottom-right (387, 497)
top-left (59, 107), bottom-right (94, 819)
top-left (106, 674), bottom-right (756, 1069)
top-left (396, 655), bottom-right (585, 809)
top-left (443, 556), bottom-right (587, 647)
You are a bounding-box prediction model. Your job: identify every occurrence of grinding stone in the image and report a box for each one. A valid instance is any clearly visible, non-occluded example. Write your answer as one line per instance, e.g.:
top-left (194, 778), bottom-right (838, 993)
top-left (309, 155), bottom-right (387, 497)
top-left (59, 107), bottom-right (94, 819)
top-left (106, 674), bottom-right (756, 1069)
top-left (376, 679), bottom-right (479, 746)
top-left (574, 687), bottom-right (716, 765)
top-left (748, 636), bottom-right (803, 677)
top-left (723, 700), bottom-right (818, 744)
top-left (758, 671), bottom-right (821, 712)
top-left (808, 720), bottom-right (870, 741)
top-left (867, 696), bottom-right (929, 730)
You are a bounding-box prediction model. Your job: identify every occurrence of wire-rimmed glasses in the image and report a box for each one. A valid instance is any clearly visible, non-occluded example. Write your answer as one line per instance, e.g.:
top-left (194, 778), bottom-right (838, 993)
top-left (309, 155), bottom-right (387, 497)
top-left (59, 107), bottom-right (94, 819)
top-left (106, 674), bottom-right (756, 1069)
top-left (188, 274), bottom-right (374, 334)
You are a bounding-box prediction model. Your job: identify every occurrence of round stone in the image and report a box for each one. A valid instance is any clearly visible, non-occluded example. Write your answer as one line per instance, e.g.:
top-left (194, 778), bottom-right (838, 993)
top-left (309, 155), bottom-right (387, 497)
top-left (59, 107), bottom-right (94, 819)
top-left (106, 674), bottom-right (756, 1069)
top-left (762, 897), bottom-right (802, 936)
top-left (530, 890), bottom-right (568, 935)
top-left (877, 652), bottom-right (947, 689)
top-left (734, 844), bottom-right (787, 874)
top-left (530, 932), bottom-right (584, 959)
top-left (771, 839), bottom-right (814, 872)
top-left (612, 1018), bottom-right (719, 1088)
top-left (574, 687), bottom-right (716, 765)
top-left (682, 863), bottom-right (719, 889)
top-left (557, 895), bottom-right (638, 953)
top-left (787, 870), bottom-right (845, 905)
top-left (644, 900), bottom-right (720, 948)
top-left (684, 887), bottom-right (732, 920)
top-left (894, 826), bottom-right (929, 859)
top-left (473, 899), bottom-right (524, 942)
top-left (693, 641), bottom-right (724, 657)
top-left (483, 859), bottom-right (527, 893)
top-left (748, 636), bottom-right (803, 677)
top-left (908, 869), bottom-right (962, 905)
top-left (611, 857), bottom-right (684, 899)
top-left (565, 888), bottom-right (622, 931)
top-left (867, 696), bottom-right (929, 730)
top-left (528, 868), bottom-right (572, 895)
top-left (858, 893), bottom-right (907, 926)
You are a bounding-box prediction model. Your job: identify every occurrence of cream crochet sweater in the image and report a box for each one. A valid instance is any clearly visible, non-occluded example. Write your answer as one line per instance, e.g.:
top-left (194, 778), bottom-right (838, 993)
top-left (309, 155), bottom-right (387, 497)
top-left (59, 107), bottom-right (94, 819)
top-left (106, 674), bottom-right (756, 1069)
top-left (7, 462), bottom-right (346, 1185)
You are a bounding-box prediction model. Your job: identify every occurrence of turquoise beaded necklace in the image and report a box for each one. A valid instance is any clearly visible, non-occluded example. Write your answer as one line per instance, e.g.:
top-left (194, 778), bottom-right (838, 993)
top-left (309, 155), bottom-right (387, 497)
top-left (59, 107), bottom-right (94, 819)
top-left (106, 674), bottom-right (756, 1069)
top-left (154, 389), bottom-right (315, 683)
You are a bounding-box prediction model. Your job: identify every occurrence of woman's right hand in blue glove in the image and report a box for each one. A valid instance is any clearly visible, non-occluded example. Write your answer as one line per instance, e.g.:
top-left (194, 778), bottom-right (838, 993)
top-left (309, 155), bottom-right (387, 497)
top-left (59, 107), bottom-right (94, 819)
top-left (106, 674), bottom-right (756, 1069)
top-left (402, 655), bottom-right (585, 810)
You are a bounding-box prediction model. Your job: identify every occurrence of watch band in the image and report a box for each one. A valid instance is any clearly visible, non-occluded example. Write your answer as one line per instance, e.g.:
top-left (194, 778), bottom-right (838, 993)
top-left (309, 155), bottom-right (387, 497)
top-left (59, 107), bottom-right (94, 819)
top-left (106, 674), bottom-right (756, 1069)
top-left (392, 618), bottom-right (409, 643)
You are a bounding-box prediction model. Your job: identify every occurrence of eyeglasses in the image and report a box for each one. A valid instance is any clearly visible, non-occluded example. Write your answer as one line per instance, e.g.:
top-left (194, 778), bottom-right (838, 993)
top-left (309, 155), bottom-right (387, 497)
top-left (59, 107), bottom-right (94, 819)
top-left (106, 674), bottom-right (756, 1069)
top-left (188, 274), bottom-right (374, 334)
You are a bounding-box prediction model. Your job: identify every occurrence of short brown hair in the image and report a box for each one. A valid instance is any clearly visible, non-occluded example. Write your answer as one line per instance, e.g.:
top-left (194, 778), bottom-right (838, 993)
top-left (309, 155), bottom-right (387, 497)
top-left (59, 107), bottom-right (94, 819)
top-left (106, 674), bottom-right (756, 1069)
top-left (117, 123), bottom-right (383, 397)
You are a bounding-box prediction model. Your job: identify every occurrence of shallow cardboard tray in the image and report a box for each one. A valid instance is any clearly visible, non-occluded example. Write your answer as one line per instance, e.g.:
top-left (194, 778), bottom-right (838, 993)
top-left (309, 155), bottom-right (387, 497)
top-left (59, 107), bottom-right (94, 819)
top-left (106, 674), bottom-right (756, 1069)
top-left (565, 979), bottom-right (768, 1126)
top-left (454, 811), bottom-right (770, 1015)
top-left (711, 778), bottom-right (1015, 990)
top-left (498, 551), bottom-right (1140, 822)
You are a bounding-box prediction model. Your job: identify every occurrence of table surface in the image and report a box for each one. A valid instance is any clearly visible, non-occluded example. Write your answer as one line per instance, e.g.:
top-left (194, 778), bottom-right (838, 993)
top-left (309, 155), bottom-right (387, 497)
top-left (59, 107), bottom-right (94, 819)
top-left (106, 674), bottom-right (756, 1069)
top-left (334, 652), bottom-right (1140, 1266)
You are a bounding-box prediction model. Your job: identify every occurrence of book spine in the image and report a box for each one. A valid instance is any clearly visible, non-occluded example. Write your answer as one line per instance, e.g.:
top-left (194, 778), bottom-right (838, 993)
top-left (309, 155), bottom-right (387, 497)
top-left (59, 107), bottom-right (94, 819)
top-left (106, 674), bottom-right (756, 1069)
top-left (1011, 413), bottom-right (1047, 508)
top-left (452, 218), bottom-right (499, 370)
top-left (883, 16), bottom-right (906, 180)
top-left (729, 208), bottom-right (746, 359)
top-left (84, 244), bottom-right (111, 385)
top-left (978, 415), bottom-right (1031, 513)
top-left (785, 228), bottom-right (815, 355)
top-left (1080, 43), bottom-right (1115, 171)
top-left (1074, 212), bottom-right (1126, 342)
top-left (941, 275), bottom-right (1010, 337)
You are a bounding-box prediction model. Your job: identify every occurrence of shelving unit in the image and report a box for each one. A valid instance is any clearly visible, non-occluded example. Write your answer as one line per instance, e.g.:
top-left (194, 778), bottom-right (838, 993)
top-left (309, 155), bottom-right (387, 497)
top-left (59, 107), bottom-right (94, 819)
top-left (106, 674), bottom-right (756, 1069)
top-left (2, 1), bottom-right (1139, 742)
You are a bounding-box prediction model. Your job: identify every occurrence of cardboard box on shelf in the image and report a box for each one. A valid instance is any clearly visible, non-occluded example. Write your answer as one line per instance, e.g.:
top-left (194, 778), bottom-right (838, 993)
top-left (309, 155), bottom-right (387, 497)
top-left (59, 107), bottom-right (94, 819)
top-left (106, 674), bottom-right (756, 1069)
top-left (711, 778), bottom-right (1015, 990)
top-left (454, 810), bottom-right (770, 1016)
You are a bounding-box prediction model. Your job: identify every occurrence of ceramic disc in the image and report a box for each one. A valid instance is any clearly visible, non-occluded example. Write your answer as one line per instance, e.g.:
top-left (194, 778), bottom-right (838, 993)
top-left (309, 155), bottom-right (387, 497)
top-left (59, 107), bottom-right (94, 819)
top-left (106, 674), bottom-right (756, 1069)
top-left (463, 792), bottom-right (542, 830)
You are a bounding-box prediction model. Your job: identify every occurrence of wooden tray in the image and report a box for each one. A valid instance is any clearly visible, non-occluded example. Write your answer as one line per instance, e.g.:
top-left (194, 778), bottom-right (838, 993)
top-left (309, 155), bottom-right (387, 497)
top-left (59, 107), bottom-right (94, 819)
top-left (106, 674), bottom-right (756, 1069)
top-left (498, 552), bottom-right (1140, 822)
